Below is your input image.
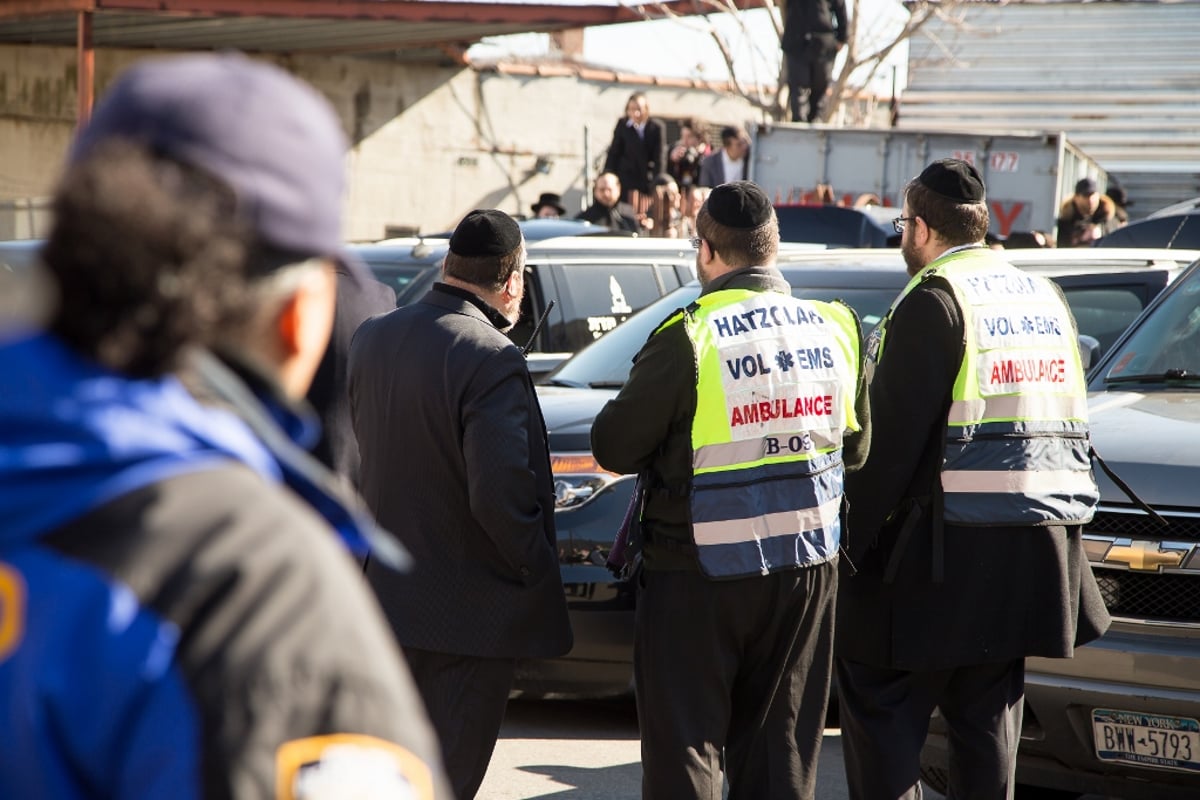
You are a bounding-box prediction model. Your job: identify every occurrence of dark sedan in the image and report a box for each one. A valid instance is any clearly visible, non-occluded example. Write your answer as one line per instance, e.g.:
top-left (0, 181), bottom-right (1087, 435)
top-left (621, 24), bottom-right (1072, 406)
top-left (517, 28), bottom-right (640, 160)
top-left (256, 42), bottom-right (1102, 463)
top-left (514, 247), bottom-right (1199, 698)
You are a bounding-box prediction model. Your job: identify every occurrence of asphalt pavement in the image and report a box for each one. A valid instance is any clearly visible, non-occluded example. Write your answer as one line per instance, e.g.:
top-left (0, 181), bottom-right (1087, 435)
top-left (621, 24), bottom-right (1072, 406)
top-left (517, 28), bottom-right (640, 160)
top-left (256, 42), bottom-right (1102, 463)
top-left (476, 698), bottom-right (945, 800)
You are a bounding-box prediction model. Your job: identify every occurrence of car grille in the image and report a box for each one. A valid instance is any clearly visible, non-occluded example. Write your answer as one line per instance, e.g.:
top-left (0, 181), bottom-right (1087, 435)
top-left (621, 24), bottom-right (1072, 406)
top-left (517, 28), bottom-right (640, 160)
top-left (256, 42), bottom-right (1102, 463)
top-left (1085, 508), bottom-right (1200, 624)
top-left (1088, 509), bottom-right (1200, 540)
top-left (1094, 571), bottom-right (1200, 621)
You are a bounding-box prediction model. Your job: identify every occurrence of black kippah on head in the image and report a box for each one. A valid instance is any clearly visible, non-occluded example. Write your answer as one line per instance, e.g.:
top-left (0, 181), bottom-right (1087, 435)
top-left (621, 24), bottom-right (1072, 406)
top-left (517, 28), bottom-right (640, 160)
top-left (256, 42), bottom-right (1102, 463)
top-left (449, 209), bottom-right (523, 257)
top-left (705, 181), bottom-right (773, 229)
top-left (917, 159), bottom-right (986, 204)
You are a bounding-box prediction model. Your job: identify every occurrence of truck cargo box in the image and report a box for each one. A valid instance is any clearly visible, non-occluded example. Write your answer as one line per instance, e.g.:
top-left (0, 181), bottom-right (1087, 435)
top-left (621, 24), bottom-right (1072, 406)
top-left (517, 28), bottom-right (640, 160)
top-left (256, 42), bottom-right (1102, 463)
top-left (752, 124), bottom-right (1108, 240)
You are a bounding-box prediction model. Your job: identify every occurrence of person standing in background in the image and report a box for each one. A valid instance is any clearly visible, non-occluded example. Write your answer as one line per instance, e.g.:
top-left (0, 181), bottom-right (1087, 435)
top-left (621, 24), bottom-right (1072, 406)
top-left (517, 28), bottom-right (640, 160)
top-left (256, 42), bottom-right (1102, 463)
top-left (782, 0), bottom-right (849, 123)
top-left (350, 209), bottom-right (573, 800)
top-left (604, 91), bottom-right (666, 214)
top-left (531, 192), bottom-right (567, 219)
top-left (1056, 177), bottom-right (1117, 247)
top-left (698, 125), bottom-right (752, 188)
top-left (577, 172), bottom-right (639, 233)
top-left (667, 118), bottom-right (710, 192)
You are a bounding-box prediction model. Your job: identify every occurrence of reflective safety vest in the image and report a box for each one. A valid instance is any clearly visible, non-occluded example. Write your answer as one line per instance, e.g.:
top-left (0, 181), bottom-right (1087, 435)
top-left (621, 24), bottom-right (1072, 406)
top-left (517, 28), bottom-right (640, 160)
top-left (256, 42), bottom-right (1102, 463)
top-left (655, 288), bottom-right (861, 579)
top-left (871, 248), bottom-right (1098, 526)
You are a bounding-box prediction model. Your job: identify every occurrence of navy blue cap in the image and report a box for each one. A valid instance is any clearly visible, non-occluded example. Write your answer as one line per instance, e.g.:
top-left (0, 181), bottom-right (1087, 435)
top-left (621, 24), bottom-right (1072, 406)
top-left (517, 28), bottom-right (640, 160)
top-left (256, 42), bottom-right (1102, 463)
top-left (1075, 177), bottom-right (1099, 195)
top-left (70, 53), bottom-right (348, 263)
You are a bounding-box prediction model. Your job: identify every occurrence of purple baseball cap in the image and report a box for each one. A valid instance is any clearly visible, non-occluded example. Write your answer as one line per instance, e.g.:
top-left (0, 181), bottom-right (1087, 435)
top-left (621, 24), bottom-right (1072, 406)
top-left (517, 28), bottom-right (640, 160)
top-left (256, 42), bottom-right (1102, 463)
top-left (70, 52), bottom-right (348, 265)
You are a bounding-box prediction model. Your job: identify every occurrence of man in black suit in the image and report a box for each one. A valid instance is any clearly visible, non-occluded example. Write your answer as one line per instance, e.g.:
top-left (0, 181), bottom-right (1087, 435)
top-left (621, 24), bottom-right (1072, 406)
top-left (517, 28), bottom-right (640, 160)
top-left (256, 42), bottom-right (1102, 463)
top-left (604, 91), bottom-right (666, 207)
top-left (782, 0), bottom-right (849, 123)
top-left (348, 209), bottom-right (573, 800)
top-left (698, 125), bottom-right (752, 188)
top-left (576, 172), bottom-right (639, 233)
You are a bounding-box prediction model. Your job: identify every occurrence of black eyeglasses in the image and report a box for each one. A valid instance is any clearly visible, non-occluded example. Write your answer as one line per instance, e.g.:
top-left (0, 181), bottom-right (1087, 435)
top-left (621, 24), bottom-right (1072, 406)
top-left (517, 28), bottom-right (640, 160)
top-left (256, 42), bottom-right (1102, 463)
top-left (892, 216), bottom-right (918, 234)
top-left (690, 236), bottom-right (703, 250)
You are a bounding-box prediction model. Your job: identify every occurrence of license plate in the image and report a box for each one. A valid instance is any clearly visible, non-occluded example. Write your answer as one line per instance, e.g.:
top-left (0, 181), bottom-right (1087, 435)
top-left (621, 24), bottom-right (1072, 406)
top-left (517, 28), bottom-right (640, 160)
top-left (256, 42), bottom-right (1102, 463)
top-left (1092, 708), bottom-right (1200, 773)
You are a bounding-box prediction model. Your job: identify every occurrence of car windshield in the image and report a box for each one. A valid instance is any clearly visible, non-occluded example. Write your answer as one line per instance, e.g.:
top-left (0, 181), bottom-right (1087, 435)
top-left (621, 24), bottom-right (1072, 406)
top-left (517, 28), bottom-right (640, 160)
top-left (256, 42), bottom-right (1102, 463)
top-left (545, 270), bottom-right (904, 388)
top-left (1099, 264), bottom-right (1200, 387)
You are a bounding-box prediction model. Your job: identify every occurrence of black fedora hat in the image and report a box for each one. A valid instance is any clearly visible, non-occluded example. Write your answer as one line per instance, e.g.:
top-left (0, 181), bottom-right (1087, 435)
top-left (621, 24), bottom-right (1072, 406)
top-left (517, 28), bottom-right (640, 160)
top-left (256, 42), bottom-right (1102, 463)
top-left (532, 192), bottom-right (566, 216)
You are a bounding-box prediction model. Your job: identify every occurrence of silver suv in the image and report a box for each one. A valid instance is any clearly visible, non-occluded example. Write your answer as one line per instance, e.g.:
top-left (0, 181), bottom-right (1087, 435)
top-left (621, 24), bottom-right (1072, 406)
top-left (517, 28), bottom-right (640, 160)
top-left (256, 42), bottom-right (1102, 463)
top-left (922, 255), bottom-right (1200, 798)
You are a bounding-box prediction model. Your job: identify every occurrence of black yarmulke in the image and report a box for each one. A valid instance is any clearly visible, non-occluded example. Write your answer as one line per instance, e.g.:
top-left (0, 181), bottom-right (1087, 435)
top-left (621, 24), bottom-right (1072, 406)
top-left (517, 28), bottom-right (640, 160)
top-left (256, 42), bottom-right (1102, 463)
top-left (706, 181), bottom-right (773, 229)
top-left (917, 158), bottom-right (986, 204)
top-left (449, 209), bottom-right (522, 257)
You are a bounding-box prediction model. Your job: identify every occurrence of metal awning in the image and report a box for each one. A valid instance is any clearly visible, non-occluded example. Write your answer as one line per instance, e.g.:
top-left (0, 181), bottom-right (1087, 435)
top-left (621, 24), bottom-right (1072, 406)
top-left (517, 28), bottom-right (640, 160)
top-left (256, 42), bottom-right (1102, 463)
top-left (0, 1), bottom-right (715, 55)
top-left (1, 0), bottom-right (754, 124)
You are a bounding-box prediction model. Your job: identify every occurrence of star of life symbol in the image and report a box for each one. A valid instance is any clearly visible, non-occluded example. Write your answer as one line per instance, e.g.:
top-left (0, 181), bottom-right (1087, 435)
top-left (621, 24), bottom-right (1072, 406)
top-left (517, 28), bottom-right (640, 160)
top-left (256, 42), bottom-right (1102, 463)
top-left (775, 350), bottom-right (795, 371)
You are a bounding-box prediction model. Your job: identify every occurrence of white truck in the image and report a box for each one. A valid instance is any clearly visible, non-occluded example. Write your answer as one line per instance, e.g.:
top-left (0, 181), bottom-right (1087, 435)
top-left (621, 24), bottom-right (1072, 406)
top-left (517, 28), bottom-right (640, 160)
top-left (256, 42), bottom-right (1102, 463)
top-left (751, 124), bottom-right (1109, 240)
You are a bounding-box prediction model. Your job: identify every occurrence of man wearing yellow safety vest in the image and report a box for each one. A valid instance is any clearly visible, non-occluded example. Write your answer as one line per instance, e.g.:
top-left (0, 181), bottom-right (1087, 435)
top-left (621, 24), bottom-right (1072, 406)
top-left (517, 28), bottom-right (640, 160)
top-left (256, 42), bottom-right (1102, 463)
top-left (592, 181), bottom-right (871, 799)
top-left (837, 159), bottom-right (1112, 799)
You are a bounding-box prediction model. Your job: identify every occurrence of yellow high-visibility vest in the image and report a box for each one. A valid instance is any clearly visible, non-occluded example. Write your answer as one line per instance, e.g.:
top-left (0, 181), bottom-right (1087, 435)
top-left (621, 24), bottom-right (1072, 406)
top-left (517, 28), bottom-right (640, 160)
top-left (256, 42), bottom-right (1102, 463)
top-left (871, 248), bottom-right (1098, 525)
top-left (655, 287), bottom-right (861, 578)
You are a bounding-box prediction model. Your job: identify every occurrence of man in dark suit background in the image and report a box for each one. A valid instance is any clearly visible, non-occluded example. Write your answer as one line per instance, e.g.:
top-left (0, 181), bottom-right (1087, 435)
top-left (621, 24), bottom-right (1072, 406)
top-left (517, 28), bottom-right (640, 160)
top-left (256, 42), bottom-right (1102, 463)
top-left (699, 125), bottom-right (752, 188)
top-left (348, 209), bottom-right (573, 800)
top-left (604, 91), bottom-right (666, 208)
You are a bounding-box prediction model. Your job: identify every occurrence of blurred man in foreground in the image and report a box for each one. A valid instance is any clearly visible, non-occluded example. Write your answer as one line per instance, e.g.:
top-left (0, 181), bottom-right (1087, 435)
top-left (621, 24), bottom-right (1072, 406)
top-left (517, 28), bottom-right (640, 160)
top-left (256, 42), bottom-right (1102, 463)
top-left (0, 53), bottom-right (448, 799)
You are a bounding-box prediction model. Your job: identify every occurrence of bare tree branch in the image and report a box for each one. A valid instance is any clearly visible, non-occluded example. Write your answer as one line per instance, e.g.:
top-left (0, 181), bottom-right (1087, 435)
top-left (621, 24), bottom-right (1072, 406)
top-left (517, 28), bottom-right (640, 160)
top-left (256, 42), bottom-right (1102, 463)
top-left (638, 0), bottom-right (972, 124)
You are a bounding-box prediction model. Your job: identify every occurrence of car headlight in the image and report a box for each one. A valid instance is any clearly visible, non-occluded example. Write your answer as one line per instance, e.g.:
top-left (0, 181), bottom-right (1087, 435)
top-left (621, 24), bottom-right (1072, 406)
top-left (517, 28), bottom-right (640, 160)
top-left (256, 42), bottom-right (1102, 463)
top-left (550, 452), bottom-right (621, 509)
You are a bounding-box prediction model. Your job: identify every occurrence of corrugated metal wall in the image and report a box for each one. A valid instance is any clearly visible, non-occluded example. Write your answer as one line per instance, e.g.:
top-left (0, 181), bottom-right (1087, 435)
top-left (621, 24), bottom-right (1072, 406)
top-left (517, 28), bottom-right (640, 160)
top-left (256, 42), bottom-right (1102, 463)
top-left (898, 0), bottom-right (1200, 217)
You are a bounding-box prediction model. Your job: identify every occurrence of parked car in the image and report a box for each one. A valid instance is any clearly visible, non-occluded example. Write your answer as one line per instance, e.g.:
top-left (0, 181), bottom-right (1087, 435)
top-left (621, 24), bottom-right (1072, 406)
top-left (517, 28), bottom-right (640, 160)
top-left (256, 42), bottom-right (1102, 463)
top-left (1097, 197), bottom-right (1200, 250)
top-left (357, 235), bottom-right (706, 378)
top-left (515, 246), bottom-right (1200, 699)
top-left (922, 253), bottom-right (1200, 799)
top-left (774, 204), bottom-right (897, 248)
top-left (354, 219), bottom-right (634, 305)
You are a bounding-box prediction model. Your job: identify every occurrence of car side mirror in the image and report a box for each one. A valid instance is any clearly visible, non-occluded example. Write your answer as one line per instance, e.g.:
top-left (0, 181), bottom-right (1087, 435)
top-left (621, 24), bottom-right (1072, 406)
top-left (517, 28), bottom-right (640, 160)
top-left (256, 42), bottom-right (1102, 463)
top-left (1078, 334), bottom-right (1101, 371)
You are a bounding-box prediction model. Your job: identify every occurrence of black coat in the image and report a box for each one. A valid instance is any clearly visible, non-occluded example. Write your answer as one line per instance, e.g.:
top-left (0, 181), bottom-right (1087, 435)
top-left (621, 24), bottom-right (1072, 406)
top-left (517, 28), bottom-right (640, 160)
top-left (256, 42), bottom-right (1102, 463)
top-left (575, 202), bottom-right (638, 232)
top-left (604, 117), bottom-right (666, 199)
top-left (782, 0), bottom-right (849, 57)
top-left (306, 261), bottom-right (396, 487)
top-left (348, 283), bottom-right (573, 659)
top-left (839, 274), bottom-right (1111, 670)
top-left (698, 149), bottom-right (751, 188)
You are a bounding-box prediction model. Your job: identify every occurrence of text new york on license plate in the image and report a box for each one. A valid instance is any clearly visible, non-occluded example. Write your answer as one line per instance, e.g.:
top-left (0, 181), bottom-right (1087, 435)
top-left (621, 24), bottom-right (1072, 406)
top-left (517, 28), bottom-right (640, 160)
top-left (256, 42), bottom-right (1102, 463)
top-left (1093, 708), bottom-right (1200, 772)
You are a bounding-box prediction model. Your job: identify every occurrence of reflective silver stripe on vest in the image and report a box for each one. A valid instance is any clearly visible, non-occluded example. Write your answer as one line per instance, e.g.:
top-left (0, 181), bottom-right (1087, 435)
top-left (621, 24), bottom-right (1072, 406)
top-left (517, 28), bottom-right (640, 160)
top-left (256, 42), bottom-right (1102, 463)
top-left (692, 495), bottom-right (842, 546)
top-left (948, 394), bottom-right (1089, 425)
top-left (942, 469), bottom-right (1097, 494)
top-left (694, 432), bottom-right (843, 470)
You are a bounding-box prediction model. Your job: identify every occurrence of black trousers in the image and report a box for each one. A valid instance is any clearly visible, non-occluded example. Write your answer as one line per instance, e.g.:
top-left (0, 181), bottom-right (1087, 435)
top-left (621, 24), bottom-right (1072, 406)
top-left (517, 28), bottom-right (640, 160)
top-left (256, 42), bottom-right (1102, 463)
top-left (635, 561), bottom-right (836, 800)
top-left (403, 647), bottom-right (516, 800)
top-left (837, 658), bottom-right (1025, 800)
top-left (786, 52), bottom-right (835, 123)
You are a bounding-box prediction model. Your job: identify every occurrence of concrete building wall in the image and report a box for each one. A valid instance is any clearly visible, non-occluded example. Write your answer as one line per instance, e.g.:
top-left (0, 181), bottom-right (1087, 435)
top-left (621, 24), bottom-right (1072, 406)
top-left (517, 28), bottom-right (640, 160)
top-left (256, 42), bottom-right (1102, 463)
top-left (0, 45), bottom-right (761, 240)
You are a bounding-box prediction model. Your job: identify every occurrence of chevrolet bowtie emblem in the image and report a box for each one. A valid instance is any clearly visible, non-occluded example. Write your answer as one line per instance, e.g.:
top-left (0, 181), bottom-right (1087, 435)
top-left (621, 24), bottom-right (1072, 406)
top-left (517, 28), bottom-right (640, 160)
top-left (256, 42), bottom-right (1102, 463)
top-left (1104, 541), bottom-right (1188, 572)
